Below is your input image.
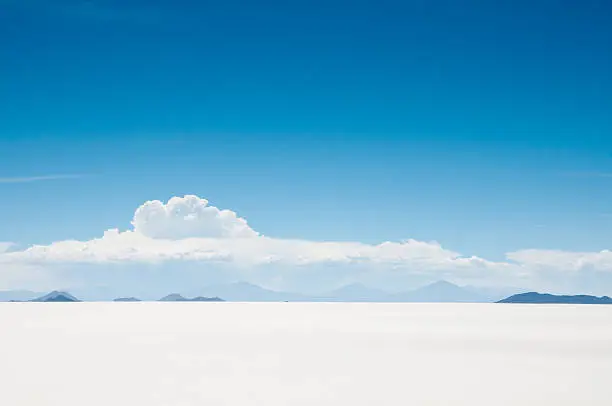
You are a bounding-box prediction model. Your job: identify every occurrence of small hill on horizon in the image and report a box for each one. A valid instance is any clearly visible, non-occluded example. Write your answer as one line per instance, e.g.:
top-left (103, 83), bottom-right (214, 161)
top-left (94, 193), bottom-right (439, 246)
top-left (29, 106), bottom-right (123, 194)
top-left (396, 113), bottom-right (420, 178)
top-left (159, 293), bottom-right (188, 302)
top-left (190, 296), bottom-right (224, 302)
top-left (159, 293), bottom-right (223, 302)
top-left (498, 292), bottom-right (612, 304)
top-left (30, 291), bottom-right (80, 302)
top-left (113, 297), bottom-right (142, 302)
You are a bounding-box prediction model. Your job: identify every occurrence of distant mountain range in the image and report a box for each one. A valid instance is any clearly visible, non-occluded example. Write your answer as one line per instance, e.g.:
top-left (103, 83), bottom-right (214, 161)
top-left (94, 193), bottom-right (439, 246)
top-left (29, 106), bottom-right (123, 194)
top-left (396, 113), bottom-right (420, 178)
top-left (0, 281), bottom-right (519, 303)
top-left (193, 281), bottom-right (508, 303)
top-left (498, 292), bottom-right (612, 304)
top-left (6, 282), bottom-right (609, 304)
top-left (316, 281), bottom-right (493, 303)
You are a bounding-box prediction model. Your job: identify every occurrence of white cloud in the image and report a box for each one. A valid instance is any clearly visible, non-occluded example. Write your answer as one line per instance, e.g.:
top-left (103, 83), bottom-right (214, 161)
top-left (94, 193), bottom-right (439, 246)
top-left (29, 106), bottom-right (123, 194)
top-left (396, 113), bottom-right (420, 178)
top-left (1, 195), bottom-right (611, 293)
top-left (132, 195), bottom-right (258, 239)
top-left (0, 196), bottom-right (503, 277)
top-left (1, 229), bottom-right (495, 272)
top-left (507, 249), bottom-right (612, 272)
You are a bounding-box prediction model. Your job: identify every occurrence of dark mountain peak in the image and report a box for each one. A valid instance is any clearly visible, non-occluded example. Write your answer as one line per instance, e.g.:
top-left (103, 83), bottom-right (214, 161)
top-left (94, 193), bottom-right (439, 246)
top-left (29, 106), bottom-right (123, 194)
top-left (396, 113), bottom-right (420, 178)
top-left (190, 296), bottom-right (224, 302)
top-left (159, 293), bottom-right (188, 302)
top-left (498, 292), bottom-right (612, 304)
top-left (31, 291), bottom-right (80, 302)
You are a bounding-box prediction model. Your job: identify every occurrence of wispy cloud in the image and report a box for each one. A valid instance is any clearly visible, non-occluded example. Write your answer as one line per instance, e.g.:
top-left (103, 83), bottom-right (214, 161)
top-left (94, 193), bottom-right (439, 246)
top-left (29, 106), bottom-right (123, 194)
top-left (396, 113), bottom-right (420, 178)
top-left (0, 174), bottom-right (84, 184)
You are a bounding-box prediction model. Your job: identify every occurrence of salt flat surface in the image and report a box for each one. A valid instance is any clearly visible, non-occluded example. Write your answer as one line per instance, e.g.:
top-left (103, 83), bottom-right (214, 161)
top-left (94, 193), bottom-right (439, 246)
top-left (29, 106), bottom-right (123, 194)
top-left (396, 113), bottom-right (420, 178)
top-left (1, 303), bottom-right (611, 405)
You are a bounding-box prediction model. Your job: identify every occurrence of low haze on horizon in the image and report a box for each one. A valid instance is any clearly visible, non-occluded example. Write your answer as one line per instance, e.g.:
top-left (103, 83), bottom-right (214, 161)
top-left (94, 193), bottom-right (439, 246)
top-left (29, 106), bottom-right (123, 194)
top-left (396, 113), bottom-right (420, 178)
top-left (1, 0), bottom-right (611, 297)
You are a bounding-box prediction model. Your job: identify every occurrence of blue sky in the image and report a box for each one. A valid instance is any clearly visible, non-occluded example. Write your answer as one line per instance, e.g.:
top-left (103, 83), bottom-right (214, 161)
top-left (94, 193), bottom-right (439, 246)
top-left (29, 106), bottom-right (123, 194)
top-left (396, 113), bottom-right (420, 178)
top-left (0, 0), bottom-right (611, 295)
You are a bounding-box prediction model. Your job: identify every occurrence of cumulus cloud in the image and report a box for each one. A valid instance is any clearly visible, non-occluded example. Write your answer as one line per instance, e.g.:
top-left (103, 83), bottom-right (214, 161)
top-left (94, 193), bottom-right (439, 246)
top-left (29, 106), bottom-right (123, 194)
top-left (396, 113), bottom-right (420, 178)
top-left (132, 196), bottom-right (258, 239)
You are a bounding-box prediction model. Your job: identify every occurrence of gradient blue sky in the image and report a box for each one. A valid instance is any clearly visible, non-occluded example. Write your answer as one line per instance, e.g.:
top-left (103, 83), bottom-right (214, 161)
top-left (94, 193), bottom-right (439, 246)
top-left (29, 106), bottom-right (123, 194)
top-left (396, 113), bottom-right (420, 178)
top-left (0, 1), bottom-right (611, 295)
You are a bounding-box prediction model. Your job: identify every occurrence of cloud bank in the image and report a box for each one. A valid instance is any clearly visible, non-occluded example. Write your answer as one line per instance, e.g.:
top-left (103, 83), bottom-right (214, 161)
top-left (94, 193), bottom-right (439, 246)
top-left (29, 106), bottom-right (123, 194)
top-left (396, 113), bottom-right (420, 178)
top-left (1, 196), bottom-right (496, 271)
top-left (1, 195), bottom-right (611, 294)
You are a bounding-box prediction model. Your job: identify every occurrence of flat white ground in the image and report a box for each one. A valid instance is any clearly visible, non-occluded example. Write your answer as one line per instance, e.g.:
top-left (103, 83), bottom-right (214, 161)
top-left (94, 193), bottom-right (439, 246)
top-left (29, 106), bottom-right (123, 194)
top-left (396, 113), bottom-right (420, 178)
top-left (0, 303), bottom-right (611, 405)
